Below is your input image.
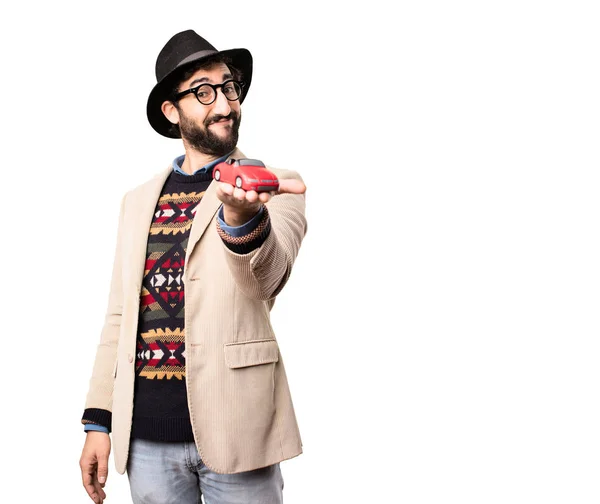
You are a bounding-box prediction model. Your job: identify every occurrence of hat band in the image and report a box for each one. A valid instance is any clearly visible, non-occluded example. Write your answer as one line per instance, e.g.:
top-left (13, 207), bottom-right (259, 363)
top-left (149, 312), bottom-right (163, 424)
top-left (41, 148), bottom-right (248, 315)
top-left (177, 49), bottom-right (218, 68)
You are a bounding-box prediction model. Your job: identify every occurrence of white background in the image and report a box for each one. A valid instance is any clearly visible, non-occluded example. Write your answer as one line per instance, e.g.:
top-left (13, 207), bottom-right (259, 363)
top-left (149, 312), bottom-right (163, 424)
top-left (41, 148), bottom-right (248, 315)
top-left (1, 0), bottom-right (599, 502)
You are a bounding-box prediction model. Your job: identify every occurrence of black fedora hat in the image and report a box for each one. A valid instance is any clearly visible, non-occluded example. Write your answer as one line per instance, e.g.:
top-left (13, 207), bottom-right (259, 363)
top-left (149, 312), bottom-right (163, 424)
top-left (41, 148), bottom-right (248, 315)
top-left (147, 30), bottom-right (253, 138)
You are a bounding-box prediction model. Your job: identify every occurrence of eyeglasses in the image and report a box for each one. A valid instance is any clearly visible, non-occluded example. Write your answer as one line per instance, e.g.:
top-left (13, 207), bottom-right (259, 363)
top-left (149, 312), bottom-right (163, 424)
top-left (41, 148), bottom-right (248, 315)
top-left (173, 79), bottom-right (244, 106)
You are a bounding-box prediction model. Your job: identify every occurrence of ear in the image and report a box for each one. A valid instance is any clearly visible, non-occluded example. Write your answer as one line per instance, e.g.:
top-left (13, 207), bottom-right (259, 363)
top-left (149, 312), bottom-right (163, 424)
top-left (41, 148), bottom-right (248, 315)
top-left (161, 100), bottom-right (180, 125)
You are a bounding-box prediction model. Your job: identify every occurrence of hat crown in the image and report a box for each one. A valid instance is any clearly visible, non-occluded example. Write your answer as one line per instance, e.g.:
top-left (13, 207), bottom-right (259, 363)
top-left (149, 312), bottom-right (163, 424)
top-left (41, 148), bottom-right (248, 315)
top-left (155, 29), bottom-right (218, 81)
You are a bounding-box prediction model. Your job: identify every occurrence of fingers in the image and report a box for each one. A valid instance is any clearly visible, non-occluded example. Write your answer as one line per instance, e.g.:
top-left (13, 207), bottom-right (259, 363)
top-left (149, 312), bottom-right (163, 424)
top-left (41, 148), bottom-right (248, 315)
top-left (216, 179), bottom-right (306, 213)
top-left (245, 190), bottom-right (259, 203)
top-left (232, 187), bottom-right (248, 201)
top-left (258, 192), bottom-right (272, 203)
top-left (93, 472), bottom-right (107, 502)
top-left (80, 458), bottom-right (105, 503)
top-left (81, 465), bottom-right (97, 500)
top-left (216, 183), bottom-right (249, 202)
top-left (217, 183), bottom-right (270, 206)
top-left (217, 179), bottom-right (306, 201)
top-left (217, 181), bottom-right (234, 197)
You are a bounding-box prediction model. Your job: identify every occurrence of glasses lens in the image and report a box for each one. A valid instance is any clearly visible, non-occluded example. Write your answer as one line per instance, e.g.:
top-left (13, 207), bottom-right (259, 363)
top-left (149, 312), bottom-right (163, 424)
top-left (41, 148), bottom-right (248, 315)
top-left (196, 84), bottom-right (216, 104)
top-left (223, 81), bottom-right (242, 101)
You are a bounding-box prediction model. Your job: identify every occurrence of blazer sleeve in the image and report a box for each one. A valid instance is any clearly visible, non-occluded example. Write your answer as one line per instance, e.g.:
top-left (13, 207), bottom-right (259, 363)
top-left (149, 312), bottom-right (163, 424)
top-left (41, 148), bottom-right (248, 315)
top-left (81, 192), bottom-right (128, 431)
top-left (220, 169), bottom-right (307, 301)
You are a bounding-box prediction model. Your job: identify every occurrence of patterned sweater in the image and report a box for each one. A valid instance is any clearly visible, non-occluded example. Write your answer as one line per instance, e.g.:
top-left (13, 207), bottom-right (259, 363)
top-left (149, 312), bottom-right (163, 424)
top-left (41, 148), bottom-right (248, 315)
top-left (81, 153), bottom-right (271, 439)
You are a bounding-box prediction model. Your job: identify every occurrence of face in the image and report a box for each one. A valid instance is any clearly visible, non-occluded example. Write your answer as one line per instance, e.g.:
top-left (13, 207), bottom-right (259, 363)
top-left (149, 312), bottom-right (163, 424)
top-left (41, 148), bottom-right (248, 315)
top-left (163, 62), bottom-right (242, 156)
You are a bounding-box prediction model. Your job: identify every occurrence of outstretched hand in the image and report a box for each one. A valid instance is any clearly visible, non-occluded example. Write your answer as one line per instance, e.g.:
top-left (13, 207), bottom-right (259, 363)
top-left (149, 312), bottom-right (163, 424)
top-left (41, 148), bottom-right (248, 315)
top-left (216, 178), bottom-right (306, 227)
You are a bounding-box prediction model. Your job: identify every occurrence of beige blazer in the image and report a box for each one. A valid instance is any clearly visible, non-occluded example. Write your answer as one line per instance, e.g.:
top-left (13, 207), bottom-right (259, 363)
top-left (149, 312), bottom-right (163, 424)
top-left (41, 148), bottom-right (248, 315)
top-left (83, 147), bottom-right (306, 474)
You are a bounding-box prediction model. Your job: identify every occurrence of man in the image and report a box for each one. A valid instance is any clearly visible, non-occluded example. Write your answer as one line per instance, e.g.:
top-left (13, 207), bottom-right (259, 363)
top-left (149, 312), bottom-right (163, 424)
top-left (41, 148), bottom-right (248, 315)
top-left (78, 29), bottom-right (307, 504)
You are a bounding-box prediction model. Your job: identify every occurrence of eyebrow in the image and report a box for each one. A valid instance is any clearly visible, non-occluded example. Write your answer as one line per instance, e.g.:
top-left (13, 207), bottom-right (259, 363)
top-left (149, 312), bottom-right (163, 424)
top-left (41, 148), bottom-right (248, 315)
top-left (189, 73), bottom-right (234, 87)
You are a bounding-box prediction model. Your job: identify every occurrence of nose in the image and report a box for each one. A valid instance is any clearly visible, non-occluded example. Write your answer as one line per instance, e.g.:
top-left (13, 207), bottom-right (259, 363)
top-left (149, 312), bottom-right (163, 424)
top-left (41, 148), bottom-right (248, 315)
top-left (212, 87), bottom-right (232, 116)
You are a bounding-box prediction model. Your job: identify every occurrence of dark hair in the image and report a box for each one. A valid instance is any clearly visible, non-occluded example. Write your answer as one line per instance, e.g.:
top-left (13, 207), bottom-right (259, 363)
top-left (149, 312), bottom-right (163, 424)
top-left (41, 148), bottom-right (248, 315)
top-left (166, 54), bottom-right (243, 137)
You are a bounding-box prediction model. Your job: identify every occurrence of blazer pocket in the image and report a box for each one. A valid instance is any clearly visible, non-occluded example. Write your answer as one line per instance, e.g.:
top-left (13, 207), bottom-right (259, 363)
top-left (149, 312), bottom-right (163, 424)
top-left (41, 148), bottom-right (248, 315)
top-left (224, 339), bottom-right (279, 369)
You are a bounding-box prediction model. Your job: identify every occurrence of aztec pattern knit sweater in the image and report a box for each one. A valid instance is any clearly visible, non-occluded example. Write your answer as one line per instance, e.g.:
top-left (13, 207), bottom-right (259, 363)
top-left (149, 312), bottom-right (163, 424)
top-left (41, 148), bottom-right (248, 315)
top-left (81, 154), bottom-right (271, 439)
top-left (131, 168), bottom-right (212, 440)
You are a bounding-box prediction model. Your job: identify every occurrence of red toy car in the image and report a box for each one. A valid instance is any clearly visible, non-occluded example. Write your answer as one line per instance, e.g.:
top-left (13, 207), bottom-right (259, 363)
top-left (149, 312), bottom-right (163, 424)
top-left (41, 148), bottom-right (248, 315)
top-left (213, 158), bottom-right (279, 192)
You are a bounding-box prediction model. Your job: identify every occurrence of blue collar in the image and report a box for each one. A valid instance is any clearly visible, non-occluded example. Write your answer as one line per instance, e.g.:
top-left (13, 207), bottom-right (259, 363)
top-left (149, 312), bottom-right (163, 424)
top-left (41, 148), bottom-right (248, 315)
top-left (172, 150), bottom-right (235, 176)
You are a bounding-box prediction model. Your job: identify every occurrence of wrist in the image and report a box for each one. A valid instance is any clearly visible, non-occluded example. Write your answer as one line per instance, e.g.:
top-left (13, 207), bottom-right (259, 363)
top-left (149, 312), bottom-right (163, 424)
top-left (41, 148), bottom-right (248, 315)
top-left (222, 204), bottom-right (262, 227)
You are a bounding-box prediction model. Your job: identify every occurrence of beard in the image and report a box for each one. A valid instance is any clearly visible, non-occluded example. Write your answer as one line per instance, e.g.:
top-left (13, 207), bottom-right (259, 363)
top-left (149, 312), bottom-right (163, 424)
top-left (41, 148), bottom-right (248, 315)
top-left (178, 108), bottom-right (241, 157)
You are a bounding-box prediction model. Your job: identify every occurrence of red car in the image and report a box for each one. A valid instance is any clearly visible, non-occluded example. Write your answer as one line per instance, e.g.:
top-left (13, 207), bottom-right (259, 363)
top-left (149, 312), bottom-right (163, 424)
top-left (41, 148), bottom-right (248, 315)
top-left (213, 158), bottom-right (279, 192)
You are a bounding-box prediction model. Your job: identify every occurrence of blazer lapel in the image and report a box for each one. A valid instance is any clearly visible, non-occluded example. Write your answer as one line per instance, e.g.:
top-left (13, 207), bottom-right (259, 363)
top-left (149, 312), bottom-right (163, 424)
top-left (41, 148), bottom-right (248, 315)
top-left (128, 165), bottom-right (173, 293)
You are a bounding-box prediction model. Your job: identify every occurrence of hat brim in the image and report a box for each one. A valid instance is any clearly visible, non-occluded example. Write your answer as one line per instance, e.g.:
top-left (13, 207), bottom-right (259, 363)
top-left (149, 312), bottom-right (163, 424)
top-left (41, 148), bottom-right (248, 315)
top-left (146, 48), bottom-right (252, 138)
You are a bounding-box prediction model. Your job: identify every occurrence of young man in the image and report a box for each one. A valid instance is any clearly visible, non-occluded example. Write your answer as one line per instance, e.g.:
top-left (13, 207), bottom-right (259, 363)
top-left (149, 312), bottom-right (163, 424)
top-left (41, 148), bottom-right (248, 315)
top-left (79, 29), bottom-right (307, 504)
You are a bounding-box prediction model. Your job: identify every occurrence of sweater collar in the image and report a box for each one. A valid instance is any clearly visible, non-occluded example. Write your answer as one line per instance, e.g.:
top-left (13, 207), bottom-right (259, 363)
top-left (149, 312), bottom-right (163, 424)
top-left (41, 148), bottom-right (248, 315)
top-left (172, 150), bottom-right (235, 176)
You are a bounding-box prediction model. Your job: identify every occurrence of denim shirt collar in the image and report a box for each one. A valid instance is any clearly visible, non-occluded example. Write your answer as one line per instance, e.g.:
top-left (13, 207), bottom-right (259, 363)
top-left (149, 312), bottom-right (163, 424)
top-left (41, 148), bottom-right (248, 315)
top-left (172, 150), bottom-right (235, 176)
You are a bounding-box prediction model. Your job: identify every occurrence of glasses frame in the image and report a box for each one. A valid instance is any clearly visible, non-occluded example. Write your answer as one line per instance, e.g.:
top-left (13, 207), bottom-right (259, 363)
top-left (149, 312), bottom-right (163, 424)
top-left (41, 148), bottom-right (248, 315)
top-left (173, 79), bottom-right (245, 106)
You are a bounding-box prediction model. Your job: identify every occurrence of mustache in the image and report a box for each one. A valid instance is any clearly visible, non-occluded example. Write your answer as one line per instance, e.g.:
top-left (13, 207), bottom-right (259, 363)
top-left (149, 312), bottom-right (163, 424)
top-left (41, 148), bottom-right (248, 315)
top-left (208, 112), bottom-right (238, 125)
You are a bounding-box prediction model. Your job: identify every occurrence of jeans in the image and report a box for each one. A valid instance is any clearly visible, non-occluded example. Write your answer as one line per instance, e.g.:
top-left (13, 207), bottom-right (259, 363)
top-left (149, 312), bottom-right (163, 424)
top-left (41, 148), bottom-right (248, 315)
top-left (126, 438), bottom-right (284, 504)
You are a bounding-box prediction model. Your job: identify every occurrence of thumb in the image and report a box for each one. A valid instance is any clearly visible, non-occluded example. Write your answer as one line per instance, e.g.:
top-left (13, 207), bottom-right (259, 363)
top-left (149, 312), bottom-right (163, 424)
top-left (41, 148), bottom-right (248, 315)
top-left (277, 178), bottom-right (306, 195)
top-left (97, 454), bottom-right (109, 485)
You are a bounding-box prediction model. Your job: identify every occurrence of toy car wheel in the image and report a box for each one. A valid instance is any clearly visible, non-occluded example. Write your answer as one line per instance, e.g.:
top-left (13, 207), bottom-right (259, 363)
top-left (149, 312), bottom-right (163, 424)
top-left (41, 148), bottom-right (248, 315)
top-left (214, 169), bottom-right (221, 181)
top-left (235, 176), bottom-right (243, 188)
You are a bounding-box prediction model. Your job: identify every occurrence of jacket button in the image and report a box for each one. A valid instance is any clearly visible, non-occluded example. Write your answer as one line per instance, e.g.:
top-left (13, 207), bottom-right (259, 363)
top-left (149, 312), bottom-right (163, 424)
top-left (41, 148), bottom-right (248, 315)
top-left (128, 354), bottom-right (133, 363)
